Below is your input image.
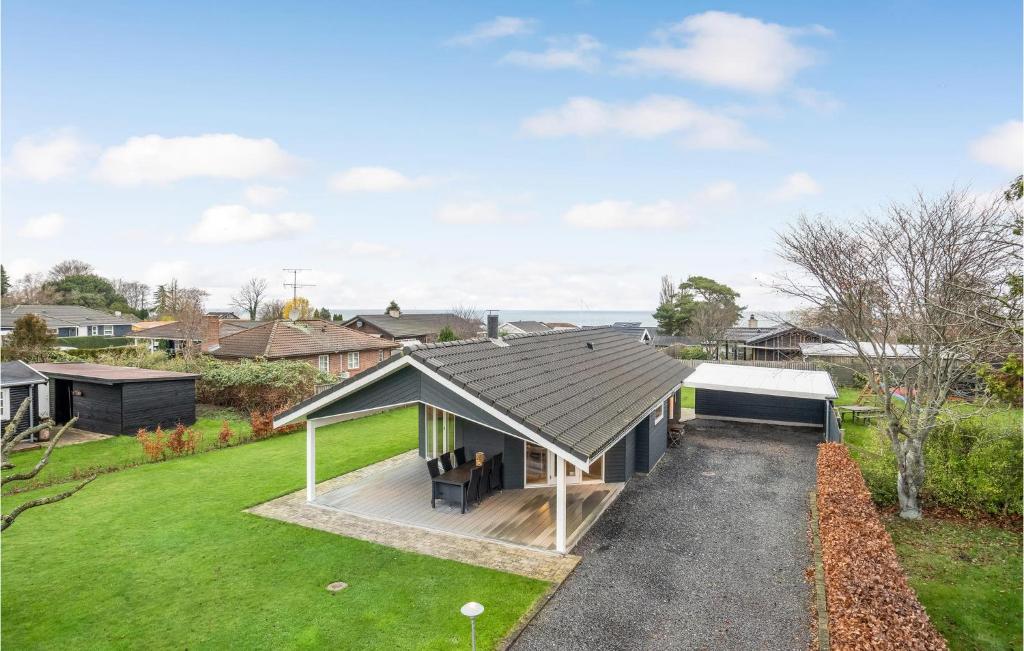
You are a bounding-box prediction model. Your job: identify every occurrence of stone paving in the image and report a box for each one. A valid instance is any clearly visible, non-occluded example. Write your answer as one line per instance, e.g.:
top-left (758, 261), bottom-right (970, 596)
top-left (246, 450), bottom-right (580, 583)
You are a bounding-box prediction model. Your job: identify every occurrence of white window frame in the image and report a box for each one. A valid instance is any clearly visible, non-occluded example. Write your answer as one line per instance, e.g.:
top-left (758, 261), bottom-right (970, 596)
top-left (653, 402), bottom-right (665, 424)
top-left (378, 349), bottom-right (385, 362)
top-left (347, 352), bottom-right (360, 370)
top-left (88, 325), bottom-right (99, 336)
top-left (103, 325), bottom-right (113, 336)
top-left (318, 354), bottom-right (330, 373)
top-left (1, 388), bottom-right (8, 420)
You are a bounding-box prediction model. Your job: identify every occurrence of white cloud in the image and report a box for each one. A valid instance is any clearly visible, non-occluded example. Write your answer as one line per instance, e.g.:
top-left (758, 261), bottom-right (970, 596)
top-left (501, 34), bottom-right (602, 72)
top-left (347, 241), bottom-right (401, 257)
top-left (243, 185), bottom-right (288, 206)
top-left (969, 121), bottom-right (1023, 172)
top-left (793, 88), bottom-right (843, 113)
top-left (521, 95), bottom-right (762, 149)
top-left (446, 16), bottom-right (536, 47)
top-left (563, 200), bottom-right (690, 230)
top-left (95, 133), bottom-right (296, 185)
top-left (19, 212), bottom-right (66, 239)
top-left (329, 166), bottom-right (433, 193)
top-left (4, 258), bottom-right (45, 279)
top-left (435, 201), bottom-right (525, 225)
top-left (5, 130), bottom-right (90, 181)
top-left (770, 172), bottom-right (821, 201)
top-left (619, 11), bottom-right (829, 93)
top-left (697, 180), bottom-right (738, 202)
top-left (188, 204), bottom-right (313, 244)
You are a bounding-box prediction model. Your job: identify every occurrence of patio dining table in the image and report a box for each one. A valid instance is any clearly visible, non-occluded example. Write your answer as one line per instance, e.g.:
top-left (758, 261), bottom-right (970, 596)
top-left (432, 462), bottom-right (477, 514)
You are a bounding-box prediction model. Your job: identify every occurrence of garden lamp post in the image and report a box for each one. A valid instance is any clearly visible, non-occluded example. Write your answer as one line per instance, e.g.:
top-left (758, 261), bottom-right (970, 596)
top-left (460, 601), bottom-right (484, 650)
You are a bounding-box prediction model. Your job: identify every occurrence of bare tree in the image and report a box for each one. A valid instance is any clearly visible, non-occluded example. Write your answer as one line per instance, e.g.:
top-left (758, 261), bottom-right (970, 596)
top-left (449, 303), bottom-right (484, 337)
top-left (2, 399), bottom-right (95, 531)
top-left (231, 277), bottom-right (269, 320)
top-left (257, 298), bottom-right (286, 321)
top-left (172, 287), bottom-right (209, 357)
top-left (776, 188), bottom-right (1020, 519)
top-left (8, 273), bottom-right (56, 304)
top-left (47, 259), bottom-right (94, 282)
top-left (112, 278), bottom-right (150, 312)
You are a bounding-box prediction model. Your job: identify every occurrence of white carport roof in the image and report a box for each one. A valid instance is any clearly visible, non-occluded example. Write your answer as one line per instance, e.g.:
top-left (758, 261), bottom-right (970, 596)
top-left (684, 363), bottom-right (837, 400)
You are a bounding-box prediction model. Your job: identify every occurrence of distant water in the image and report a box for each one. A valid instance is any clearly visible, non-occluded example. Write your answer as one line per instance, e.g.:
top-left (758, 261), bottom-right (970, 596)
top-left (331, 308), bottom-right (657, 327)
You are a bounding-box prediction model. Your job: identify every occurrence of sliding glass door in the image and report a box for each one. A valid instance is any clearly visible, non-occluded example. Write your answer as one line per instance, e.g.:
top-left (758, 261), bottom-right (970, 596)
top-left (524, 442), bottom-right (603, 486)
top-left (424, 405), bottom-right (456, 459)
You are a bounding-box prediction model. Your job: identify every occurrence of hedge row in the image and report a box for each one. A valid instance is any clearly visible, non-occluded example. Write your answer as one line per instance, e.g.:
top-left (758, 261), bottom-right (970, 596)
top-left (58, 335), bottom-right (131, 348)
top-left (817, 443), bottom-right (947, 650)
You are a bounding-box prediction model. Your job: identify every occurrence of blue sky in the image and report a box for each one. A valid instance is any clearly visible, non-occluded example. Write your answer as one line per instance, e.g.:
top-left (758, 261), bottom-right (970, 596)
top-left (3, 1), bottom-right (1021, 313)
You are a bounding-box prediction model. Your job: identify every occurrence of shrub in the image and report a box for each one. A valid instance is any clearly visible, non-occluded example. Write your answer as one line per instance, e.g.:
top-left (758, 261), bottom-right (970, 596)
top-left (137, 426), bottom-right (168, 461)
top-left (249, 411), bottom-right (274, 440)
top-left (977, 354), bottom-right (1023, 406)
top-left (817, 443), bottom-right (947, 650)
top-left (57, 335), bottom-right (131, 349)
top-left (218, 420), bottom-right (234, 446)
top-left (676, 346), bottom-right (708, 360)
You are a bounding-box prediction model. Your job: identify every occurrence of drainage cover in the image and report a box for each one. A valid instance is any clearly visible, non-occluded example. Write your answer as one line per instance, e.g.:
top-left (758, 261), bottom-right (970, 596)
top-left (326, 581), bottom-right (348, 593)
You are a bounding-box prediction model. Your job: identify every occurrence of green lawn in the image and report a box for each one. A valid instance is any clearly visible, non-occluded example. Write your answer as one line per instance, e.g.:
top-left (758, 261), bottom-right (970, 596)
top-left (678, 386), bottom-right (694, 408)
top-left (885, 516), bottom-right (1022, 651)
top-left (3, 405), bottom-right (254, 492)
top-left (1, 406), bottom-right (548, 649)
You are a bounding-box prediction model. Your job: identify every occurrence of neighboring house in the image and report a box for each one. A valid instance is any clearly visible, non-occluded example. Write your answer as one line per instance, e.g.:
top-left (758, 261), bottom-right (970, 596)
top-left (342, 309), bottom-right (481, 345)
top-left (1, 361), bottom-right (49, 436)
top-left (209, 319), bottom-right (399, 379)
top-left (0, 304), bottom-right (138, 338)
top-left (543, 322), bottom-right (578, 330)
top-left (274, 319), bottom-right (686, 553)
top-left (500, 320), bottom-right (551, 335)
top-left (206, 311), bottom-right (240, 319)
top-left (740, 325), bottom-right (846, 361)
top-left (799, 341), bottom-right (920, 362)
top-left (653, 332), bottom-right (701, 349)
top-left (31, 362), bottom-right (199, 435)
top-left (608, 322), bottom-right (653, 344)
top-left (128, 317), bottom-right (262, 353)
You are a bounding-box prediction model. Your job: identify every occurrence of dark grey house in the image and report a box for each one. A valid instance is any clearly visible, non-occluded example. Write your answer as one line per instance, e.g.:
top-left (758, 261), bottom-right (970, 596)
top-left (275, 324), bottom-right (686, 552)
top-left (31, 363), bottom-right (199, 435)
top-left (1, 361), bottom-right (49, 435)
top-left (0, 304), bottom-right (137, 338)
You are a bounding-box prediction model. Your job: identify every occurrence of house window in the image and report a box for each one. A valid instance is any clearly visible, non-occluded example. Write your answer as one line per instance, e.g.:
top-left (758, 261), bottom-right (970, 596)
top-left (103, 325), bottom-right (113, 336)
top-left (88, 326), bottom-right (99, 336)
top-left (1, 388), bottom-right (8, 420)
top-left (654, 402), bottom-right (665, 424)
top-left (378, 349), bottom-right (385, 362)
top-left (347, 352), bottom-right (360, 369)
top-left (318, 355), bottom-right (330, 373)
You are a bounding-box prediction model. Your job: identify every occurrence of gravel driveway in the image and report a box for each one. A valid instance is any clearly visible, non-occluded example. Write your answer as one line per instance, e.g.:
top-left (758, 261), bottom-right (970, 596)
top-left (511, 420), bottom-right (819, 651)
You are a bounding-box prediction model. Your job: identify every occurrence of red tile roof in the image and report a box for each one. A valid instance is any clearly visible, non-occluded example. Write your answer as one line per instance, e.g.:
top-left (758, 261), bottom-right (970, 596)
top-left (210, 319), bottom-right (398, 359)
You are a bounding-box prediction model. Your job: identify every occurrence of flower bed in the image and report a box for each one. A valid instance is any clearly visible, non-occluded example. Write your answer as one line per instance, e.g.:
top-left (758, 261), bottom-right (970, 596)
top-left (817, 443), bottom-right (947, 650)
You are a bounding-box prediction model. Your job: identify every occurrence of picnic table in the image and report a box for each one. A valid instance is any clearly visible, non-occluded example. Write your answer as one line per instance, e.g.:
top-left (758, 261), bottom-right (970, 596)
top-left (837, 404), bottom-right (883, 424)
top-left (432, 463), bottom-right (476, 514)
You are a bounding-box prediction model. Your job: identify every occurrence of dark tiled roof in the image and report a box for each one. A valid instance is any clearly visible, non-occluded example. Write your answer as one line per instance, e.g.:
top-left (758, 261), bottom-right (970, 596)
top-left (1, 304), bottom-right (138, 329)
top-left (1, 360), bottom-right (48, 387)
top-left (722, 326), bottom-right (776, 341)
top-left (211, 319), bottom-right (398, 359)
top-left (505, 320), bottom-right (551, 333)
top-left (343, 313), bottom-right (481, 339)
top-left (653, 334), bottom-right (701, 347)
top-left (744, 325), bottom-right (845, 345)
top-left (411, 327), bottom-right (684, 460)
top-left (127, 319), bottom-right (256, 341)
top-left (31, 362), bottom-right (198, 384)
top-left (543, 322), bottom-right (578, 329)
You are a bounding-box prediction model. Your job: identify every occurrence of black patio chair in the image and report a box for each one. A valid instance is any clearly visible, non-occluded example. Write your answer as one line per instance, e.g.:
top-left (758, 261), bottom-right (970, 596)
top-left (439, 452), bottom-right (454, 473)
top-left (427, 458), bottom-right (440, 508)
top-left (489, 452), bottom-right (503, 492)
top-left (454, 447), bottom-right (467, 466)
top-left (477, 459), bottom-right (492, 501)
top-left (466, 467), bottom-right (481, 509)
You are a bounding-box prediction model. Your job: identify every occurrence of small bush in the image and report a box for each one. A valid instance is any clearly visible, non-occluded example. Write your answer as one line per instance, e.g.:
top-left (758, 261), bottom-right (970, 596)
top-left (57, 335), bottom-right (131, 349)
top-left (218, 420), bottom-right (234, 446)
top-left (249, 411), bottom-right (274, 440)
top-left (817, 443), bottom-right (947, 650)
top-left (137, 426), bottom-right (168, 461)
top-left (676, 346), bottom-right (708, 360)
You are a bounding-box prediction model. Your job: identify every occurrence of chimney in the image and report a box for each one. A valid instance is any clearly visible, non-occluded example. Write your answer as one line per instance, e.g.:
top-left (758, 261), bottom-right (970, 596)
top-left (201, 315), bottom-right (221, 352)
top-left (748, 314), bottom-right (758, 329)
top-left (388, 307), bottom-right (400, 318)
top-left (487, 313), bottom-right (499, 339)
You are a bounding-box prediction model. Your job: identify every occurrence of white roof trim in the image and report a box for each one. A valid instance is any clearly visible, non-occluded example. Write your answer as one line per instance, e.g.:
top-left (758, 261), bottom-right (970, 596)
top-left (684, 363), bottom-right (837, 400)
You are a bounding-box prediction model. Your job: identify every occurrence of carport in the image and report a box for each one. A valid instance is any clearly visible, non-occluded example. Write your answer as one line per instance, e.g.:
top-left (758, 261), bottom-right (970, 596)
top-left (683, 363), bottom-right (842, 441)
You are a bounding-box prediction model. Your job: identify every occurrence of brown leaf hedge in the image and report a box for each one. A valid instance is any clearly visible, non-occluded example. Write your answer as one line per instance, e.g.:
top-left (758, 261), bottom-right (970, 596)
top-left (817, 443), bottom-right (947, 650)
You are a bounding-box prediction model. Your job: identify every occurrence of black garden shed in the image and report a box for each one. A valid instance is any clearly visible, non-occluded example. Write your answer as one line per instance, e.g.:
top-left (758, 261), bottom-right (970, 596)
top-left (31, 362), bottom-right (200, 435)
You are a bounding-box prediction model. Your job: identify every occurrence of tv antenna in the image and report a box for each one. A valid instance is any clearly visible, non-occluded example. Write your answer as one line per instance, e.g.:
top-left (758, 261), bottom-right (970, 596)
top-left (283, 268), bottom-right (315, 304)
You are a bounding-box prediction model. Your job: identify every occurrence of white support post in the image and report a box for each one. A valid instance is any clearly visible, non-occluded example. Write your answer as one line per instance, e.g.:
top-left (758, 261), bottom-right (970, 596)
top-left (306, 420), bottom-right (317, 502)
top-left (555, 456), bottom-right (567, 553)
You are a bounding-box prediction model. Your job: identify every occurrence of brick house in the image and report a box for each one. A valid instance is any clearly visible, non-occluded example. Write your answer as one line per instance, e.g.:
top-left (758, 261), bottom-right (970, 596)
top-left (209, 319), bottom-right (399, 378)
top-left (341, 308), bottom-right (481, 345)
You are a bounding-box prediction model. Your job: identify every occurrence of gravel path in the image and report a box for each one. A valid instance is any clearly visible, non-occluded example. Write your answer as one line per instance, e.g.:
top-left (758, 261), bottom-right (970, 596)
top-left (512, 420), bottom-right (819, 651)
